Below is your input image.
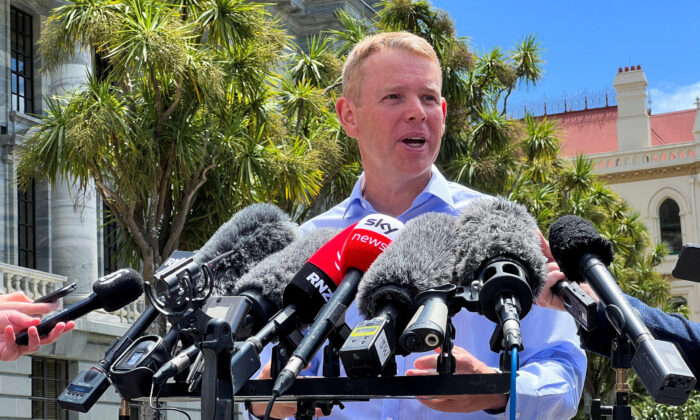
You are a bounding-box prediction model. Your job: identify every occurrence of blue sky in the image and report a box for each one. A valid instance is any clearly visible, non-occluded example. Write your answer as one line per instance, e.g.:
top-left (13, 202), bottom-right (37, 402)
top-left (430, 0), bottom-right (700, 115)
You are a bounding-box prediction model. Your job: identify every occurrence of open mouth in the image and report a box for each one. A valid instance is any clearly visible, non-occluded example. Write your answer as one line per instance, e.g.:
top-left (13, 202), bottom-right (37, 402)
top-left (402, 137), bottom-right (426, 147)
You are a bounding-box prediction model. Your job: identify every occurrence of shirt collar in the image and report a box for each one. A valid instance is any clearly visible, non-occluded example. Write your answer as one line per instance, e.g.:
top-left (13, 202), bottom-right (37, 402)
top-left (342, 165), bottom-right (455, 218)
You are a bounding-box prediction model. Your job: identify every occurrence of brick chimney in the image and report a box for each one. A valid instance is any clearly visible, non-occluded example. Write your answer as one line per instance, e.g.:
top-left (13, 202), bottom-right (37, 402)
top-left (613, 65), bottom-right (652, 151)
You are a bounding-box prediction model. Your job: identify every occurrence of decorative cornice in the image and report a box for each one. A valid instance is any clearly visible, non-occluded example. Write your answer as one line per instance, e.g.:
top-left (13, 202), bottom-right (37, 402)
top-left (600, 161), bottom-right (700, 184)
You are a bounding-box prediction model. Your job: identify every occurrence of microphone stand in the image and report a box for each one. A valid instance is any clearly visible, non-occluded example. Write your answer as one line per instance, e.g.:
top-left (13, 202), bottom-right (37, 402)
top-left (437, 320), bottom-right (456, 375)
top-left (591, 336), bottom-right (634, 420)
top-left (200, 317), bottom-right (235, 420)
top-left (294, 322), bottom-right (352, 419)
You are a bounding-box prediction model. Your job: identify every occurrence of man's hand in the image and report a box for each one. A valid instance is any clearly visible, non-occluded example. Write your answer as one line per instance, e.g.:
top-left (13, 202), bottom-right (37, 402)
top-left (0, 310), bottom-right (74, 361)
top-left (534, 231), bottom-right (600, 310)
top-left (405, 346), bottom-right (508, 413)
top-left (248, 361), bottom-right (326, 419)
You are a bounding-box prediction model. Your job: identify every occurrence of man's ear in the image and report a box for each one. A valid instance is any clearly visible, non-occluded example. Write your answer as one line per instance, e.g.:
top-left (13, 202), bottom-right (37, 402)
top-left (336, 97), bottom-right (359, 138)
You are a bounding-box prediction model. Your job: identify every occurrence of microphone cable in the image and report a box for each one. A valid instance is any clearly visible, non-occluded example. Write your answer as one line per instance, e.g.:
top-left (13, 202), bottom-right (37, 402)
top-left (148, 382), bottom-right (192, 420)
top-left (510, 347), bottom-right (518, 420)
top-left (263, 390), bottom-right (279, 420)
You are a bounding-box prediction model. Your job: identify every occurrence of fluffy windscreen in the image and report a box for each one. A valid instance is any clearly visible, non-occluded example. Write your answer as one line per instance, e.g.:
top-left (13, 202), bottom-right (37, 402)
top-left (230, 228), bottom-right (340, 308)
top-left (452, 197), bottom-right (547, 298)
top-left (548, 215), bottom-right (614, 283)
top-left (93, 268), bottom-right (144, 312)
top-left (194, 203), bottom-right (300, 296)
top-left (356, 212), bottom-right (458, 318)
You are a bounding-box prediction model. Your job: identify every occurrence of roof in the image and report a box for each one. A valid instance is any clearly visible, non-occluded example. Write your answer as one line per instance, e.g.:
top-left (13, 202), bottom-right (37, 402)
top-left (545, 107), bottom-right (696, 157)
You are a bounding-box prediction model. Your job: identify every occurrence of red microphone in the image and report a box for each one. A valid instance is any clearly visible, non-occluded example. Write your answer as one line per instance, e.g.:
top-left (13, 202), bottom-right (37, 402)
top-left (272, 214), bottom-right (404, 397)
top-left (282, 222), bottom-right (357, 323)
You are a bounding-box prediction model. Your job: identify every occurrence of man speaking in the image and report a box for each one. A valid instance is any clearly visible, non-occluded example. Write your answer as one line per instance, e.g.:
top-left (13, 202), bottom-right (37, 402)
top-left (248, 31), bottom-right (586, 419)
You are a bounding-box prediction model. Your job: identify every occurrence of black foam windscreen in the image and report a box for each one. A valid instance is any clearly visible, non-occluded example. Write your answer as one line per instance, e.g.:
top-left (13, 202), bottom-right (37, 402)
top-left (92, 268), bottom-right (144, 312)
top-left (194, 203), bottom-right (300, 296)
top-left (452, 197), bottom-right (547, 297)
top-left (356, 212), bottom-right (458, 318)
top-left (231, 228), bottom-right (340, 309)
top-left (548, 215), bottom-right (614, 283)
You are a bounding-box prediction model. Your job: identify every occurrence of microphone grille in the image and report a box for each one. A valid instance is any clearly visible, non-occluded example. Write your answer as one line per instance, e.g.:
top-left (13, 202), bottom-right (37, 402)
top-left (357, 212), bottom-right (457, 318)
top-left (453, 197), bottom-right (547, 298)
top-left (548, 215), bottom-right (614, 282)
top-left (93, 268), bottom-right (144, 311)
top-left (199, 203), bottom-right (300, 296)
top-left (232, 228), bottom-right (340, 307)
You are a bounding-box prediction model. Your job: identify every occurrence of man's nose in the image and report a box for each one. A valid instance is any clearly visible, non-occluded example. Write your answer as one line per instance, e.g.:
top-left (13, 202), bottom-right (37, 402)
top-left (405, 96), bottom-right (427, 121)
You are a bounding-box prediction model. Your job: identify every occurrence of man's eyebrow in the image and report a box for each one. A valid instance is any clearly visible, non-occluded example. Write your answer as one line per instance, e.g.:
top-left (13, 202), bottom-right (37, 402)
top-left (378, 83), bottom-right (441, 94)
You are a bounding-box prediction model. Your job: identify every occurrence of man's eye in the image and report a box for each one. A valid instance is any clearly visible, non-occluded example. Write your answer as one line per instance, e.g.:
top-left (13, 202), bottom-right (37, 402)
top-left (384, 94), bottom-right (400, 100)
top-left (424, 95), bottom-right (438, 103)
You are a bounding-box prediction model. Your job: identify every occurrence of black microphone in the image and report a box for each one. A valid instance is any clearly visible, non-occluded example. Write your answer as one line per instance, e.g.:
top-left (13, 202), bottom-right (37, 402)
top-left (340, 212), bottom-right (458, 376)
top-left (272, 214), bottom-right (404, 398)
top-left (231, 227), bottom-right (343, 337)
top-left (549, 215), bottom-right (696, 405)
top-left (58, 204), bottom-right (299, 412)
top-left (229, 227), bottom-right (350, 393)
top-left (196, 203), bottom-right (300, 296)
top-left (135, 205), bottom-right (302, 386)
top-left (149, 203), bottom-right (300, 313)
top-left (153, 228), bottom-right (338, 390)
top-left (16, 269), bottom-right (143, 346)
top-left (453, 197), bottom-right (547, 353)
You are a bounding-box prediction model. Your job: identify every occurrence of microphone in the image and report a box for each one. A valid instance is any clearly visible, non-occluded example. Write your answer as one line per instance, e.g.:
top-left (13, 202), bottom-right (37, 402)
top-left (152, 344), bottom-right (200, 384)
top-left (196, 203), bottom-right (301, 296)
top-left (231, 226), bottom-right (346, 336)
top-left (229, 226), bottom-right (353, 393)
top-left (149, 203), bottom-right (300, 313)
top-left (340, 212), bottom-right (458, 376)
top-left (154, 228), bottom-right (339, 389)
top-left (272, 214), bottom-right (404, 397)
top-left (549, 215), bottom-right (696, 405)
top-left (16, 269), bottom-right (143, 346)
top-left (453, 197), bottom-right (547, 353)
top-left (58, 204), bottom-right (299, 412)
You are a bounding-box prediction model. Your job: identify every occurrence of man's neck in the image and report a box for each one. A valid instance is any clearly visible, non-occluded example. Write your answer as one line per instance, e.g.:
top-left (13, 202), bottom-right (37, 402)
top-left (362, 171), bottom-right (432, 218)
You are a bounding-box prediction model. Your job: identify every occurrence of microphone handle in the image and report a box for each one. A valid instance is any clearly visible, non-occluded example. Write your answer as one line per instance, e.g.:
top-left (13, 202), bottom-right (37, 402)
top-left (292, 268), bottom-right (362, 364)
top-left (579, 253), bottom-right (653, 347)
top-left (273, 269), bottom-right (362, 396)
top-left (16, 294), bottom-right (102, 345)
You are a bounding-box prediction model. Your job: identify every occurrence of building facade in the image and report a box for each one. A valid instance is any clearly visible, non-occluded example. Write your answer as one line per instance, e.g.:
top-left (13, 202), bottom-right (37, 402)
top-left (547, 66), bottom-right (700, 321)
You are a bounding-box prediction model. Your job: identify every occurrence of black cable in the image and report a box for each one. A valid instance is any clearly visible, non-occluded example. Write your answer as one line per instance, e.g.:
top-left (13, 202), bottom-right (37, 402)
top-left (263, 390), bottom-right (279, 420)
top-left (149, 382), bottom-right (192, 420)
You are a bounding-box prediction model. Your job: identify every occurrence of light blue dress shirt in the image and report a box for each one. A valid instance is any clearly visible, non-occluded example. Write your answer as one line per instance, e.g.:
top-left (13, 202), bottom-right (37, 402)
top-left (246, 166), bottom-right (586, 419)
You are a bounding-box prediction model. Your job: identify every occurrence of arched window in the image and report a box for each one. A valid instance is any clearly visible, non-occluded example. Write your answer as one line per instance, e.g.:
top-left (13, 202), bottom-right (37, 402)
top-left (659, 198), bottom-right (682, 254)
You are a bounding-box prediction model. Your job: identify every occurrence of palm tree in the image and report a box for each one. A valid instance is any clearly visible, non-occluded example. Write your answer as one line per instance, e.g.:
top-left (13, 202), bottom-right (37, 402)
top-left (17, 0), bottom-right (322, 280)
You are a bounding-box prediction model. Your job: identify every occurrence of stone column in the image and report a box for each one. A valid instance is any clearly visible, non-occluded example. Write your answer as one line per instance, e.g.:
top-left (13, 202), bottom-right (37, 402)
top-left (48, 40), bottom-right (97, 303)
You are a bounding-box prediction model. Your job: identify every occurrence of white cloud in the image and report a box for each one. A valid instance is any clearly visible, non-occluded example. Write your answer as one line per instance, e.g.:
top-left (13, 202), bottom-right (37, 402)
top-left (649, 80), bottom-right (700, 114)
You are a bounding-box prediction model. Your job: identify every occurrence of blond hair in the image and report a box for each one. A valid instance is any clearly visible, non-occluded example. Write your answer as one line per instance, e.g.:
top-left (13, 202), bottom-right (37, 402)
top-left (342, 32), bottom-right (441, 102)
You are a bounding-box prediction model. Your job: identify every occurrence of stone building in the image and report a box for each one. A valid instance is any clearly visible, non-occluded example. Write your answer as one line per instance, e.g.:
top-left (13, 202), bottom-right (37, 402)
top-left (546, 66), bottom-right (700, 321)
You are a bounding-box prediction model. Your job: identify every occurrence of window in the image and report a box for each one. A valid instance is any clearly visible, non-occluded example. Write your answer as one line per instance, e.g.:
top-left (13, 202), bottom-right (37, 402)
top-left (659, 198), bottom-right (682, 254)
top-left (30, 357), bottom-right (69, 420)
top-left (18, 180), bottom-right (36, 269)
top-left (10, 7), bottom-right (34, 114)
top-left (102, 202), bottom-right (120, 275)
